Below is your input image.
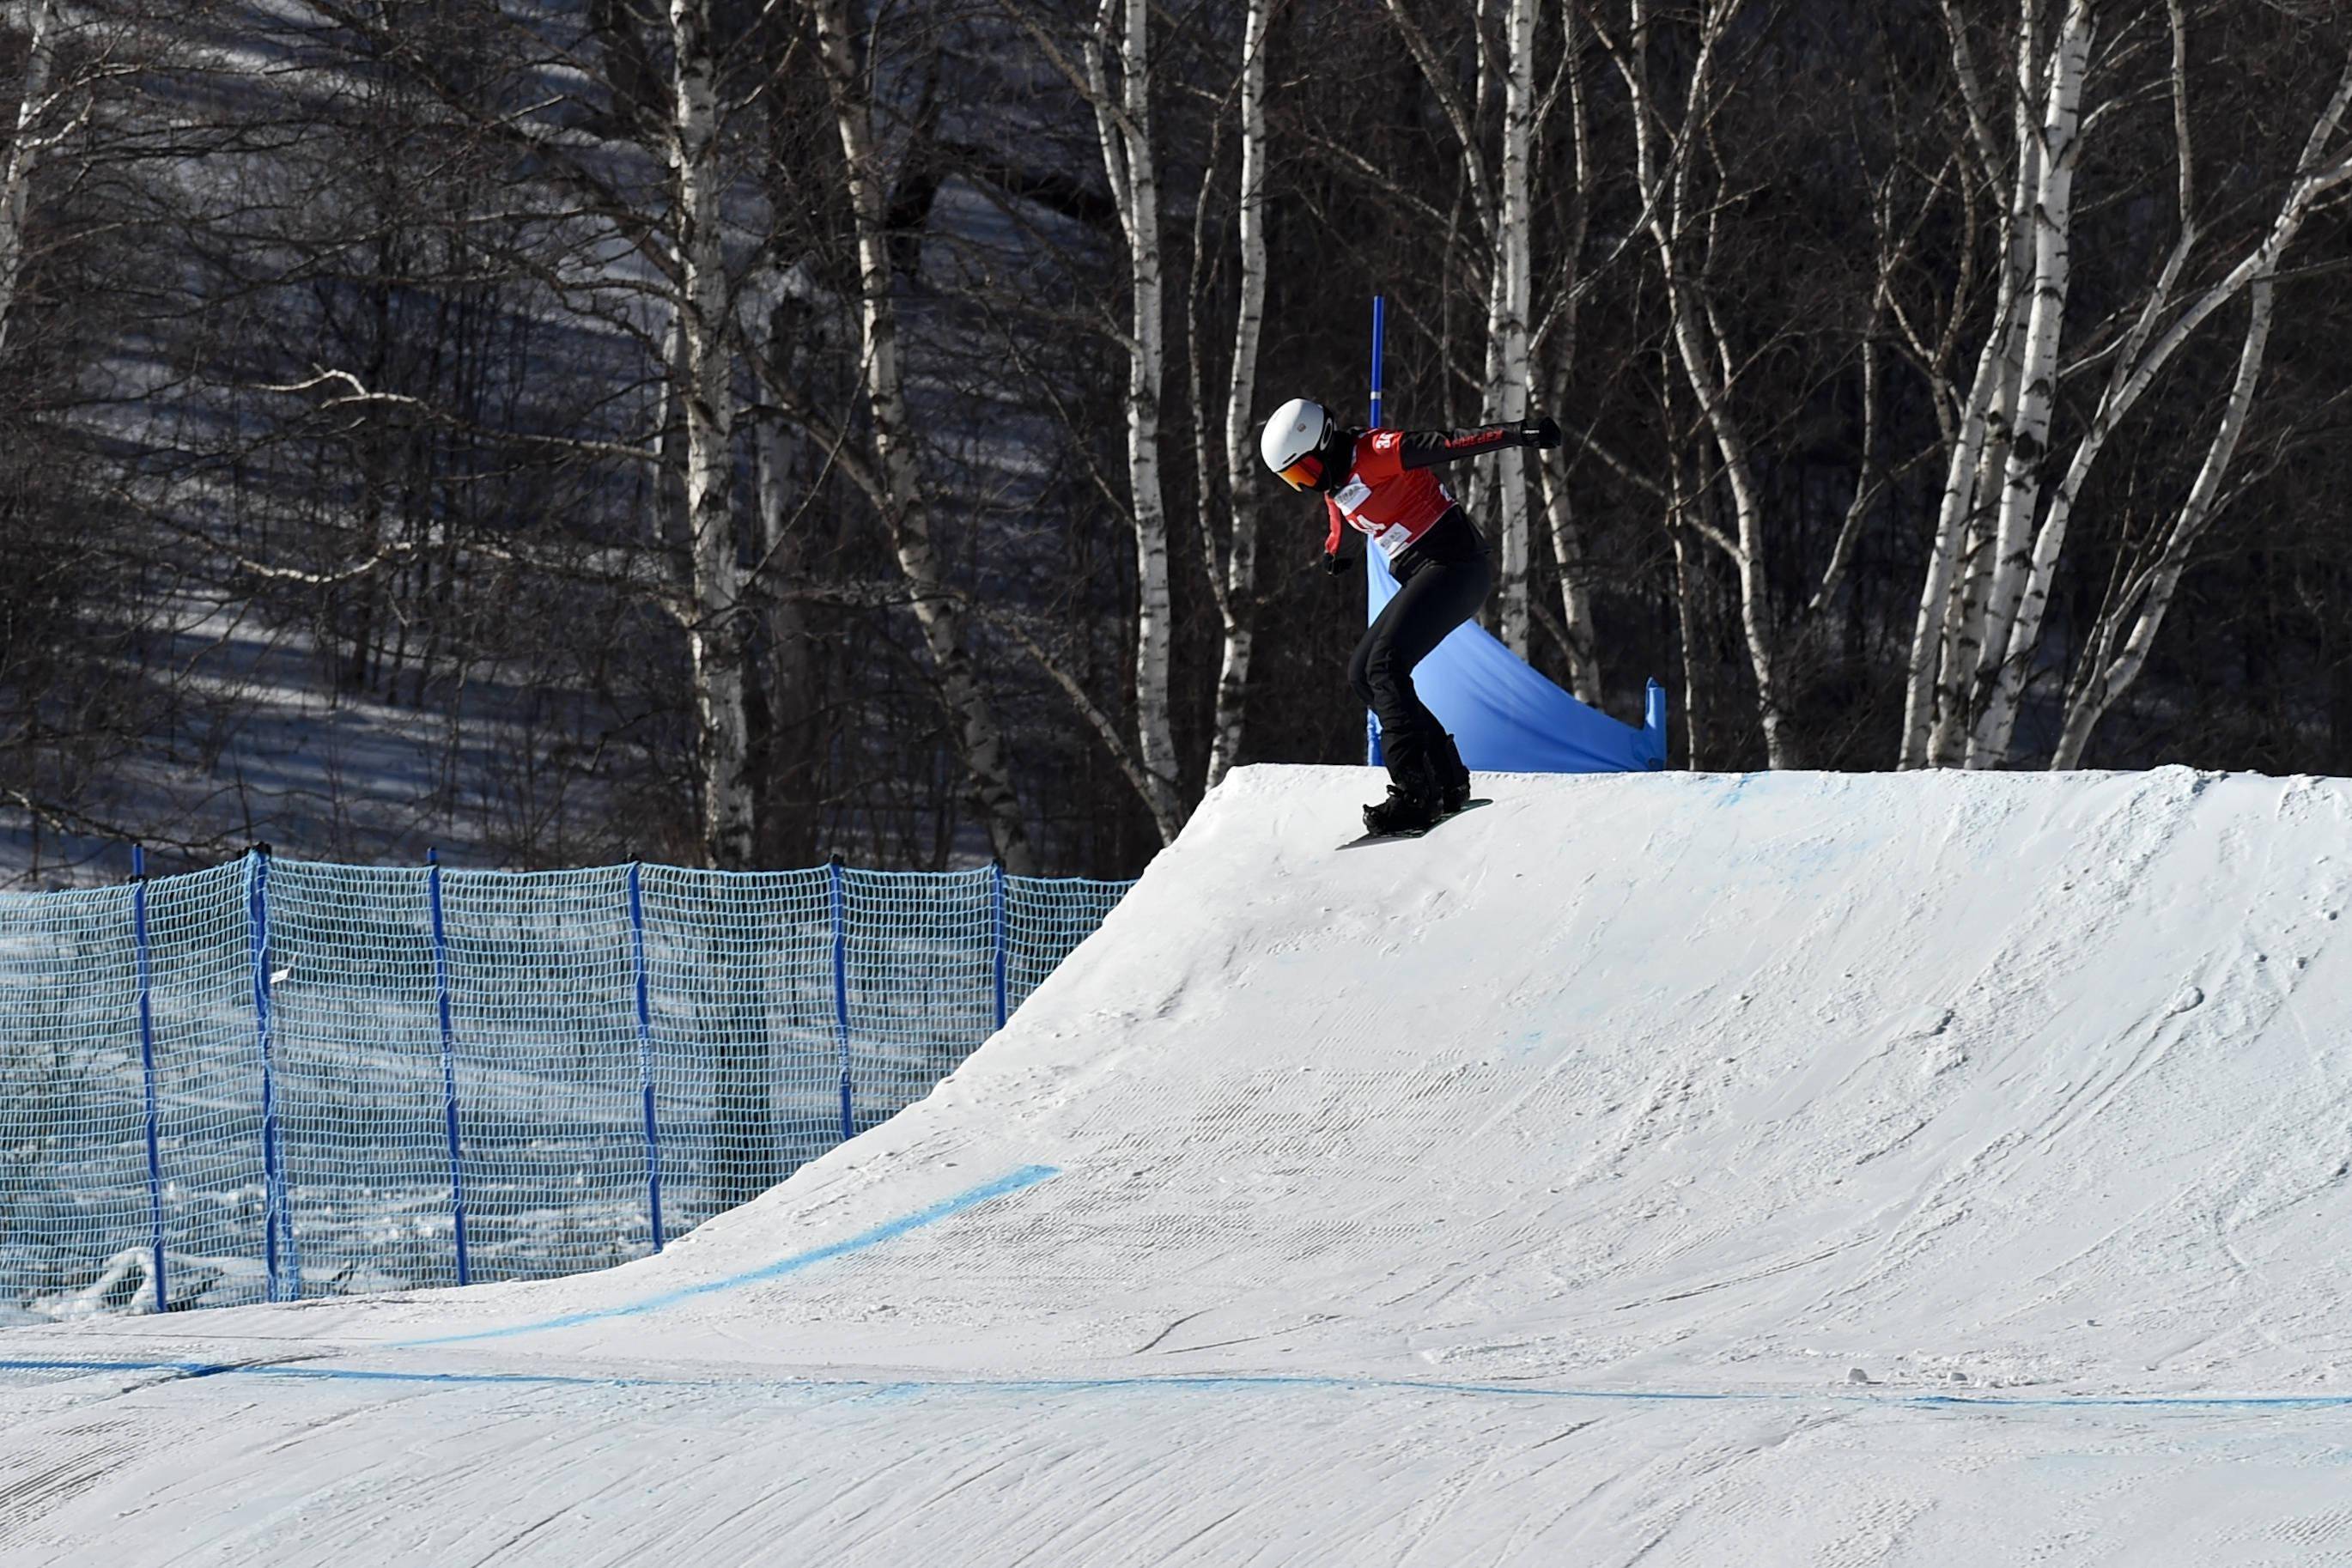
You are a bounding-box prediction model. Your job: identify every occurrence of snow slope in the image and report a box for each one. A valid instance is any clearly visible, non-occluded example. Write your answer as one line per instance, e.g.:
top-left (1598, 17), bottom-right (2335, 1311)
top-left (5, 763), bottom-right (2352, 1565)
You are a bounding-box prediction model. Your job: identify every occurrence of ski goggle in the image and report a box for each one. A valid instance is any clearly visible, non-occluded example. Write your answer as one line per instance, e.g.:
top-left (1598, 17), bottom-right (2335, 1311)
top-left (1276, 454), bottom-right (1322, 490)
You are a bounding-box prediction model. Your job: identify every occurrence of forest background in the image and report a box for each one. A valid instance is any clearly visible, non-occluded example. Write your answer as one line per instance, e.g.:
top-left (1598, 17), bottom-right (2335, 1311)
top-left (3, 0), bottom-right (2349, 884)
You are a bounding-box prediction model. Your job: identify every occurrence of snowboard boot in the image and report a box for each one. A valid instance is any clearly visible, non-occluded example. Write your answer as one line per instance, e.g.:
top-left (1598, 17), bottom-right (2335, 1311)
top-left (1364, 749), bottom-right (1444, 836)
top-left (1436, 733), bottom-right (1472, 816)
top-left (1363, 781), bottom-right (1441, 837)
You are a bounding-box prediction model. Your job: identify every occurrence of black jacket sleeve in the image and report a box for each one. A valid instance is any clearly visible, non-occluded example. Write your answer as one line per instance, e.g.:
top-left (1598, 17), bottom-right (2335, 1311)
top-left (1394, 424), bottom-right (1544, 471)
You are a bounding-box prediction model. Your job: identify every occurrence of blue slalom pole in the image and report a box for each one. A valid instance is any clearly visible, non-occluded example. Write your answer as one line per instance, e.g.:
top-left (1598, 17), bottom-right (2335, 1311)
top-left (626, 862), bottom-right (665, 1253)
top-left (1644, 679), bottom-right (1670, 769)
top-left (427, 850), bottom-right (471, 1285)
top-left (132, 846), bottom-right (167, 1314)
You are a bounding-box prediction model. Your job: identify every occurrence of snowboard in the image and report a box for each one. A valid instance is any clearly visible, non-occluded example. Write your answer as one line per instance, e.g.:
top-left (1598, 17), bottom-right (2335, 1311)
top-left (1338, 796), bottom-right (1492, 849)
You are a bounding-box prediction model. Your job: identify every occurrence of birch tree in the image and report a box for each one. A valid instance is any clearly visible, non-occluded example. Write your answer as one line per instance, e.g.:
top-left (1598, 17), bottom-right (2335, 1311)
top-left (1000, 0), bottom-right (1182, 841)
top-left (1896, 1), bottom-right (2035, 767)
top-left (1380, 0), bottom-right (1540, 655)
top-left (1491, 0), bottom-right (1537, 653)
top-left (1084, 0), bottom-right (1181, 838)
top-left (1957, 0), bottom-right (2094, 766)
top-left (0, 0), bottom-right (170, 362)
top-left (668, 0), bottom-right (755, 867)
top-left (1530, 9), bottom-right (1602, 702)
top-left (2039, 48), bottom-right (2352, 764)
top-left (1903, 1), bottom-right (2352, 768)
top-left (245, 0), bottom-right (767, 866)
top-left (808, 0), bottom-right (1039, 871)
top-left (1606, 0), bottom-right (1794, 765)
top-left (1200, 0), bottom-right (1270, 790)
top-left (0, 0), bottom-right (63, 359)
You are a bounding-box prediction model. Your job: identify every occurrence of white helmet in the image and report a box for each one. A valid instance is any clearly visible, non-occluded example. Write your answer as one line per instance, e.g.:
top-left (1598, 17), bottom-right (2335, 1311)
top-left (1261, 398), bottom-right (1333, 489)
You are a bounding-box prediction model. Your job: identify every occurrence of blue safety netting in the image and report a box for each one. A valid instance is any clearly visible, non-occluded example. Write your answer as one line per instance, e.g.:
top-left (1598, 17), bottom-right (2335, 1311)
top-left (0, 854), bottom-right (1133, 1317)
top-left (1365, 533), bottom-right (1668, 774)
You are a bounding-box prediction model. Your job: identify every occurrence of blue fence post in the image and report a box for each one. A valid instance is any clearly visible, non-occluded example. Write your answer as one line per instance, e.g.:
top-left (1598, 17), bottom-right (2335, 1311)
top-left (626, 862), bottom-right (665, 1253)
top-left (990, 861), bottom-right (1009, 1033)
top-left (830, 855), bottom-right (852, 1142)
top-left (246, 845), bottom-right (294, 1303)
top-left (426, 850), bottom-right (471, 1286)
top-left (132, 846), bottom-right (167, 1315)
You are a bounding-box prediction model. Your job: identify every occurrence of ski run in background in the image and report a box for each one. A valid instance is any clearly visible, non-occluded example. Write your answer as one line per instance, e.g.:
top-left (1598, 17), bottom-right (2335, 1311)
top-left (4, 763), bottom-right (2352, 1565)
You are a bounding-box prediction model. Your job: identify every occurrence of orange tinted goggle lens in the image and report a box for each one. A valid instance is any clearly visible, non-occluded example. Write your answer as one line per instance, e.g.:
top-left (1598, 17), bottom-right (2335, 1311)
top-left (1279, 455), bottom-right (1322, 490)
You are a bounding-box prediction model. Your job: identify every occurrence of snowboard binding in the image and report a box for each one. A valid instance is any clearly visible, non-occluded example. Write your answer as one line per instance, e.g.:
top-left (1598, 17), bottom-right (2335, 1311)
top-left (1359, 732), bottom-right (1474, 838)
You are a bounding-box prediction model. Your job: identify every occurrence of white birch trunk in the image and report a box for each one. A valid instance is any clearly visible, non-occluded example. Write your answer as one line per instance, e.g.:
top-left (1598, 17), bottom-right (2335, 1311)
top-left (1963, 0), bottom-right (2093, 765)
top-left (1204, 0), bottom-right (1270, 792)
top-left (1463, 0), bottom-right (1503, 559)
top-left (1623, 0), bottom-right (1789, 766)
top-left (1898, 324), bottom-right (2008, 766)
top-left (2050, 270), bottom-right (2280, 768)
top-left (1920, 3), bottom-right (2046, 766)
top-left (1467, 212), bottom-right (1504, 530)
top-left (1666, 417), bottom-right (1704, 766)
top-left (811, 0), bottom-right (1037, 873)
top-left (1975, 42), bottom-right (2352, 762)
top-left (1489, 0), bottom-right (1536, 656)
top-left (0, 0), bottom-right (62, 360)
top-left (1669, 528), bottom-right (1701, 764)
top-left (1085, 0), bottom-right (1182, 842)
top-left (1537, 20), bottom-right (1601, 703)
top-left (1925, 286), bottom-right (2028, 766)
top-left (668, 0), bottom-right (755, 868)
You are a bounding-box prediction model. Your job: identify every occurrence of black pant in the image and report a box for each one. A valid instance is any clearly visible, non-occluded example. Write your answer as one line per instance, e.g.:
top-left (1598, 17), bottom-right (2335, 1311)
top-left (1348, 542), bottom-right (1492, 792)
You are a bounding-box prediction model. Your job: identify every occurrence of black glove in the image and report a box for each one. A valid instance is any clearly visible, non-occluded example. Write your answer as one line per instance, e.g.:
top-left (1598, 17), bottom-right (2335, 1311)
top-left (1322, 550), bottom-right (1352, 577)
top-left (1522, 415), bottom-right (1563, 451)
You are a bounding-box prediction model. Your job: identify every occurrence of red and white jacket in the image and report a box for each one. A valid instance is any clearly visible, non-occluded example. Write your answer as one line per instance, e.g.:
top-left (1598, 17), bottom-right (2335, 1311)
top-left (1322, 425), bottom-right (1533, 562)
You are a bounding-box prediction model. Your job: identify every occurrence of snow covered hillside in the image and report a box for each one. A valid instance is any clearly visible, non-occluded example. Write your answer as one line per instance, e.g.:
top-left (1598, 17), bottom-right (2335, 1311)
top-left (3, 763), bottom-right (2351, 1565)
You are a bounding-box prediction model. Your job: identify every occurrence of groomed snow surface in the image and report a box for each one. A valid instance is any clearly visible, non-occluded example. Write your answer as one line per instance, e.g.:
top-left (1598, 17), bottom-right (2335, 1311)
top-left (6, 764), bottom-right (2352, 1565)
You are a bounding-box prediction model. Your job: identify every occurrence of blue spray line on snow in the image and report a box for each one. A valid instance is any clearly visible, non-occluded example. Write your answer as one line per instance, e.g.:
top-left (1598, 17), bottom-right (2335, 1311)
top-left (392, 1162), bottom-right (1061, 1347)
top-left (0, 1358), bottom-right (642, 1389)
top-left (626, 862), bottom-right (666, 1253)
top-left (14, 1352), bottom-right (2352, 1418)
top-left (132, 846), bottom-right (167, 1315)
top-left (426, 850), bottom-right (471, 1286)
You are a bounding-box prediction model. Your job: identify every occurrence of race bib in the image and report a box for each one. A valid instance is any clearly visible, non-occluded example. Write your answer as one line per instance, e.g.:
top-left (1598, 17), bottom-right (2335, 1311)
top-left (1334, 476), bottom-right (1371, 514)
top-left (1367, 520), bottom-right (1414, 559)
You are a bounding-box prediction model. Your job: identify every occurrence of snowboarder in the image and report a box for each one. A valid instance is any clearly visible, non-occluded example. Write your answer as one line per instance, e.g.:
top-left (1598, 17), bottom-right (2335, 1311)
top-left (1261, 398), bottom-right (1562, 836)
